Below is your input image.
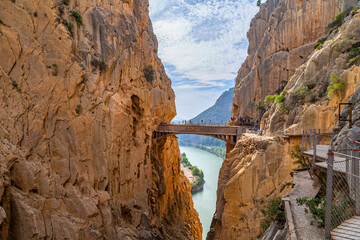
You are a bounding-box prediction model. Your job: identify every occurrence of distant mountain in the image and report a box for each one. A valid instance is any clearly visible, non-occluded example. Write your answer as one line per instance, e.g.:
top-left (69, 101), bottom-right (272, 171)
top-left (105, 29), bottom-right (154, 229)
top-left (191, 88), bottom-right (234, 124)
top-left (178, 88), bottom-right (234, 158)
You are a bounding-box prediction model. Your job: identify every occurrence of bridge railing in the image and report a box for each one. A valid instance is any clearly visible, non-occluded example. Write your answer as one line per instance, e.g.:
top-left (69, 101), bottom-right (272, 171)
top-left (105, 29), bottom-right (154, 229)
top-left (174, 120), bottom-right (229, 126)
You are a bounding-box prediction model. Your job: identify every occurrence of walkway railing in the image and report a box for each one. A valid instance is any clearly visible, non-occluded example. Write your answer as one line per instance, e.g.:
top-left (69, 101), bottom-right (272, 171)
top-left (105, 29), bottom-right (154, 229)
top-left (301, 130), bottom-right (360, 239)
top-left (324, 138), bottom-right (360, 239)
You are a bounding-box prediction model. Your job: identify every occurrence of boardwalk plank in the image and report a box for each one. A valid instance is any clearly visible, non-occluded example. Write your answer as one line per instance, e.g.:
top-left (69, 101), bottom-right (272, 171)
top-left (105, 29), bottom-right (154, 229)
top-left (332, 228), bottom-right (360, 238)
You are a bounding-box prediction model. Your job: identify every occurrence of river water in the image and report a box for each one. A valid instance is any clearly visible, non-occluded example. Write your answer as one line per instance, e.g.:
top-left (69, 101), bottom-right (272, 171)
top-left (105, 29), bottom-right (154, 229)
top-left (179, 146), bottom-right (224, 240)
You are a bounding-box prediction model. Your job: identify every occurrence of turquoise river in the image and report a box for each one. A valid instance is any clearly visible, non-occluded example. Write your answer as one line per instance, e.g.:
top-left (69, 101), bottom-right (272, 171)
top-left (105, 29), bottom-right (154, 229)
top-left (179, 146), bottom-right (224, 240)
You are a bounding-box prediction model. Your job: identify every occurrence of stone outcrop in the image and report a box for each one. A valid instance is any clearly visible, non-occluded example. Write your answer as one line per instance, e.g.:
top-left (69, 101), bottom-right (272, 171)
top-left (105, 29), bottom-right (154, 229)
top-left (207, 135), bottom-right (294, 239)
top-left (0, 0), bottom-right (201, 239)
top-left (232, 0), bottom-right (358, 119)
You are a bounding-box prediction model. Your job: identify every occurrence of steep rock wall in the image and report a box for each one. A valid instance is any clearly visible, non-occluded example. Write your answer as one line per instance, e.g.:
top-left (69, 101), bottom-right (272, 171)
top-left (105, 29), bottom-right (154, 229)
top-left (0, 0), bottom-right (201, 239)
top-left (232, 0), bottom-right (357, 119)
top-left (211, 1), bottom-right (360, 239)
top-left (207, 135), bottom-right (294, 239)
top-left (264, 11), bottom-right (360, 134)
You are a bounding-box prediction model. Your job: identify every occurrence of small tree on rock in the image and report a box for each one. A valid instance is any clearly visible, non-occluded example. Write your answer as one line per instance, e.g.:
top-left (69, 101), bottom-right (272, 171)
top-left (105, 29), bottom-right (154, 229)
top-left (257, 0), bottom-right (261, 7)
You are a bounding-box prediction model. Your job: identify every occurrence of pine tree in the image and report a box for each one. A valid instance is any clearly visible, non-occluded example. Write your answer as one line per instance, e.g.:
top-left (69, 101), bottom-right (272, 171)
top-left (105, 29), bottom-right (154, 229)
top-left (257, 0), bottom-right (261, 7)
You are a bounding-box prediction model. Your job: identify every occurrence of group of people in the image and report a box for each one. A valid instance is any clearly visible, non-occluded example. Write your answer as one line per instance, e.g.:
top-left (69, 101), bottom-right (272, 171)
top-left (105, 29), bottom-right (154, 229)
top-left (182, 120), bottom-right (225, 125)
top-left (230, 116), bottom-right (259, 126)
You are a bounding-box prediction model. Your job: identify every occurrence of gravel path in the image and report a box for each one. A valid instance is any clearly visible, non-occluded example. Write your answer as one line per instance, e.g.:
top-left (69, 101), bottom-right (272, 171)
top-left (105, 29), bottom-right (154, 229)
top-left (285, 171), bottom-right (325, 240)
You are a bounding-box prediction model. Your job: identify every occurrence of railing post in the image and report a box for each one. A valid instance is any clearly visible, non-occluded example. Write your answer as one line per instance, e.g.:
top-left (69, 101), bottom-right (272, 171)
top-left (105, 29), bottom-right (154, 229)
top-left (325, 147), bottom-right (334, 239)
top-left (354, 150), bottom-right (360, 215)
top-left (301, 130), bottom-right (304, 154)
top-left (312, 132), bottom-right (317, 169)
top-left (305, 131), bottom-right (308, 151)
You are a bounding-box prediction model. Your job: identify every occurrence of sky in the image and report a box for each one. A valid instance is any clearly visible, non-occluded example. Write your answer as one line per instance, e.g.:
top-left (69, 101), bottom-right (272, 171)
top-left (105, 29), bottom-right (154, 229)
top-left (149, 0), bottom-right (259, 120)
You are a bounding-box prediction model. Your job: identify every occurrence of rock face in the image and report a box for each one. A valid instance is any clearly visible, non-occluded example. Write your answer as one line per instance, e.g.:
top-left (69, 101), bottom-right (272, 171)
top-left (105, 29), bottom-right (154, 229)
top-left (210, 0), bottom-right (360, 239)
top-left (0, 0), bottom-right (201, 239)
top-left (263, 10), bottom-right (360, 134)
top-left (232, 0), bottom-right (358, 119)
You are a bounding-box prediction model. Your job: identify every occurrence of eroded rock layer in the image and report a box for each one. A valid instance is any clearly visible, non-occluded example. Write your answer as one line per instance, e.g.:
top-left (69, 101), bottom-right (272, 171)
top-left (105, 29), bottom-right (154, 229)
top-left (0, 0), bottom-right (201, 239)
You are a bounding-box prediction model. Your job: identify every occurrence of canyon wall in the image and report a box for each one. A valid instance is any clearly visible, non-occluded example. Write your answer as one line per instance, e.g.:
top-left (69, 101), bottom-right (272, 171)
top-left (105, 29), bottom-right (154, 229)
top-left (232, 0), bottom-right (357, 119)
top-left (0, 0), bottom-right (201, 239)
top-left (210, 0), bottom-right (360, 239)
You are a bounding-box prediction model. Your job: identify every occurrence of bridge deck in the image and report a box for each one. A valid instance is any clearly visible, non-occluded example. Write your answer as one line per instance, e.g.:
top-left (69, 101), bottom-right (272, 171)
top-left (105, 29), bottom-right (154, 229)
top-left (157, 124), bottom-right (242, 135)
top-left (154, 124), bottom-right (247, 145)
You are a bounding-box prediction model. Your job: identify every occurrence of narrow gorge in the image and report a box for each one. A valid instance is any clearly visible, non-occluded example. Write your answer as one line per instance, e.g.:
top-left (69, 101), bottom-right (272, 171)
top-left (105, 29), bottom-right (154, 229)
top-left (2, 0), bottom-right (360, 239)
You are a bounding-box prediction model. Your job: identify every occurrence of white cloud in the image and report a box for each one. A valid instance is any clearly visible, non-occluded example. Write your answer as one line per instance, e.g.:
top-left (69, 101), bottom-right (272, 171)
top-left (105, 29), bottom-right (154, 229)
top-left (149, 0), bottom-right (258, 119)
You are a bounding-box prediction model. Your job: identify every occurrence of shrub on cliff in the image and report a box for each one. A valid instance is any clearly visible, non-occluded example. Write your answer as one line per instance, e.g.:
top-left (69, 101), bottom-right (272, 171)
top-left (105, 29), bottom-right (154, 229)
top-left (62, 20), bottom-right (74, 35)
top-left (293, 84), bottom-right (310, 98)
top-left (144, 65), bottom-right (155, 82)
top-left (91, 59), bottom-right (107, 72)
top-left (291, 145), bottom-right (311, 169)
top-left (71, 11), bottom-right (82, 25)
top-left (327, 74), bottom-right (347, 98)
top-left (328, 11), bottom-right (345, 29)
top-left (346, 41), bottom-right (360, 67)
top-left (314, 37), bottom-right (327, 50)
top-left (264, 93), bottom-right (286, 112)
top-left (260, 198), bottom-right (285, 233)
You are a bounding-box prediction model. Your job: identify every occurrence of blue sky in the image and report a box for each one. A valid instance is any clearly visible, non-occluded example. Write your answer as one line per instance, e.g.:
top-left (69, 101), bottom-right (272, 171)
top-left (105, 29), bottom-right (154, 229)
top-left (149, 0), bottom-right (258, 120)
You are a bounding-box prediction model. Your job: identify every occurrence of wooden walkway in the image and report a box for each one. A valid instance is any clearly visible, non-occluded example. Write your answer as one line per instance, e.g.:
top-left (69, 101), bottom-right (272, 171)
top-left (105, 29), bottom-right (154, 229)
top-left (331, 216), bottom-right (360, 239)
top-left (302, 145), bottom-right (347, 173)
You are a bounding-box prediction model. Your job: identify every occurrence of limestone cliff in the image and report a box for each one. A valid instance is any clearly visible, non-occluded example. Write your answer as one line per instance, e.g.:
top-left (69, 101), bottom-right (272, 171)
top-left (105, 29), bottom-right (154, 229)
top-left (0, 0), bottom-right (201, 239)
top-left (210, 0), bottom-right (360, 239)
top-left (263, 9), bottom-right (360, 135)
top-left (232, 0), bottom-right (358, 119)
top-left (208, 135), bottom-right (294, 239)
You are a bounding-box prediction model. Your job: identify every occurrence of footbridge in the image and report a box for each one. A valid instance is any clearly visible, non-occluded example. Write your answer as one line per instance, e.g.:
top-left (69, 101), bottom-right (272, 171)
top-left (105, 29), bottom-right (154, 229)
top-left (153, 123), bottom-right (249, 145)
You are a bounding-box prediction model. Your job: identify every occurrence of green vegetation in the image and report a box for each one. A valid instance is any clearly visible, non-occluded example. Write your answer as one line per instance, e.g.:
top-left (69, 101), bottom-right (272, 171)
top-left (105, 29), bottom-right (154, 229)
top-left (327, 74), bottom-right (347, 98)
top-left (71, 11), bottom-right (82, 24)
top-left (62, 20), bottom-right (74, 35)
top-left (264, 93), bottom-right (286, 112)
top-left (346, 41), bottom-right (360, 67)
top-left (180, 153), bottom-right (205, 190)
top-left (297, 197), bottom-right (326, 227)
top-left (34, 12), bottom-right (38, 17)
top-left (314, 37), bottom-right (327, 50)
top-left (256, 0), bottom-right (261, 7)
top-left (75, 104), bottom-right (82, 114)
top-left (91, 59), bottom-right (107, 71)
top-left (328, 12), bottom-right (345, 29)
top-left (275, 80), bottom-right (288, 94)
top-left (310, 94), bottom-right (317, 103)
top-left (260, 198), bottom-right (286, 232)
top-left (62, 0), bottom-right (69, 5)
top-left (293, 84), bottom-right (310, 98)
top-left (291, 145), bottom-right (311, 169)
top-left (256, 104), bottom-right (266, 113)
top-left (352, 6), bottom-right (359, 16)
top-left (144, 65), bottom-right (155, 82)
